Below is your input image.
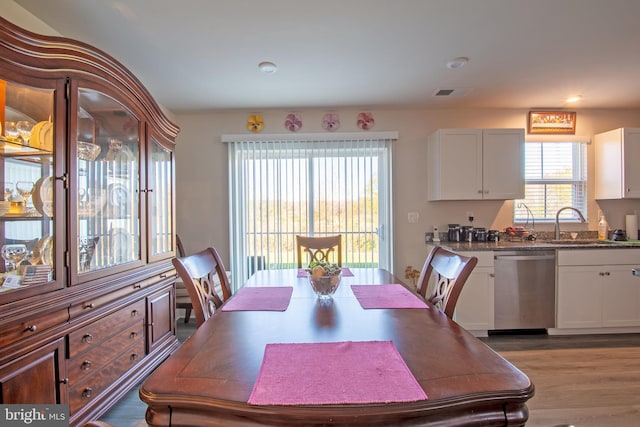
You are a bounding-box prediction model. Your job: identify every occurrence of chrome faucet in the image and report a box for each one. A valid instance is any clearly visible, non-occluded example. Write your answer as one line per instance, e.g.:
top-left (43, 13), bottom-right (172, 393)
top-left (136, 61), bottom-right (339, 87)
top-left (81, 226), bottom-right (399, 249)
top-left (554, 206), bottom-right (586, 239)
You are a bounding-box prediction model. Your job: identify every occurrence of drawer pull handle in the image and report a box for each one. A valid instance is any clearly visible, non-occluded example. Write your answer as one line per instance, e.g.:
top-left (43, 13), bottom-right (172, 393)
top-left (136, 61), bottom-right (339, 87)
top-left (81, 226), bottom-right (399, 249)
top-left (160, 273), bottom-right (167, 278)
top-left (81, 360), bottom-right (92, 370)
top-left (60, 378), bottom-right (69, 385)
top-left (82, 388), bottom-right (93, 398)
top-left (130, 331), bottom-right (138, 339)
top-left (85, 303), bottom-right (95, 309)
top-left (25, 325), bottom-right (37, 332)
top-left (133, 283), bottom-right (142, 289)
top-left (82, 333), bottom-right (93, 343)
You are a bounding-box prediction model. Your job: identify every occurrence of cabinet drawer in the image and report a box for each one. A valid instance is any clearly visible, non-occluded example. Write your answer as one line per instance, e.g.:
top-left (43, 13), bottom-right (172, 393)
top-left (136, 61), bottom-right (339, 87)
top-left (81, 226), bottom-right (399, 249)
top-left (558, 248), bottom-right (640, 266)
top-left (69, 340), bottom-right (145, 414)
top-left (68, 321), bottom-right (144, 385)
top-left (69, 284), bottom-right (136, 319)
top-left (68, 299), bottom-right (145, 359)
top-left (0, 308), bottom-right (69, 348)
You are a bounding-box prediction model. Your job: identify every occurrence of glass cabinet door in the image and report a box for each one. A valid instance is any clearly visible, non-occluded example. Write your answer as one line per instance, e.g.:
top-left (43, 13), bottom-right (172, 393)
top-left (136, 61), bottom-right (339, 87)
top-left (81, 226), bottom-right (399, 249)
top-left (148, 134), bottom-right (175, 261)
top-left (73, 86), bottom-right (142, 279)
top-left (0, 78), bottom-right (59, 299)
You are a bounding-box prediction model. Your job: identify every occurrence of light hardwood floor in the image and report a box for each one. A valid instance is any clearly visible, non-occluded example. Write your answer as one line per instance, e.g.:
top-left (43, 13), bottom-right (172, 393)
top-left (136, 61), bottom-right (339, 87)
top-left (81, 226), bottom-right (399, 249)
top-left (100, 326), bottom-right (640, 426)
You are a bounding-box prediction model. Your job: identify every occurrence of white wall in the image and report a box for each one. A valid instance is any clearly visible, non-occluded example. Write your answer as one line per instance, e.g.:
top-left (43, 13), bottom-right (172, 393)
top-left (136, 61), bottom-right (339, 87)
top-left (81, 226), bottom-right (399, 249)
top-left (175, 108), bottom-right (640, 276)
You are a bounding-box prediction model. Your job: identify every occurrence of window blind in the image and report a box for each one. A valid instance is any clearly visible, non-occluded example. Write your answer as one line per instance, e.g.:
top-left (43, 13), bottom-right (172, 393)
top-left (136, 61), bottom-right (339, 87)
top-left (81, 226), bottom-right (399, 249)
top-left (224, 132), bottom-right (396, 288)
top-left (514, 140), bottom-right (587, 223)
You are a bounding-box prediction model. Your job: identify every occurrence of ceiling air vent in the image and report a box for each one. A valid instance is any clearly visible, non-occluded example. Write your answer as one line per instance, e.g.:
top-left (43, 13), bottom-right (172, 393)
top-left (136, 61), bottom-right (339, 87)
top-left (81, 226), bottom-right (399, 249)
top-left (433, 88), bottom-right (472, 97)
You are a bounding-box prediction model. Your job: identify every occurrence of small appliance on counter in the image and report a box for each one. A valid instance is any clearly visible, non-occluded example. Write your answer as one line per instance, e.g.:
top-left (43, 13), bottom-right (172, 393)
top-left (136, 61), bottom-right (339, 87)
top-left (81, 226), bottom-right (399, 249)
top-left (610, 229), bottom-right (627, 241)
top-left (447, 224), bottom-right (460, 242)
top-left (487, 230), bottom-right (500, 242)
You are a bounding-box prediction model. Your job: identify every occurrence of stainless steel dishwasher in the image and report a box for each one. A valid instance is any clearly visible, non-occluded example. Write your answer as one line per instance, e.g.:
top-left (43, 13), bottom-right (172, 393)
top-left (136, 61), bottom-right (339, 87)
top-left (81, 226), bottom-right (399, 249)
top-left (494, 250), bottom-right (556, 330)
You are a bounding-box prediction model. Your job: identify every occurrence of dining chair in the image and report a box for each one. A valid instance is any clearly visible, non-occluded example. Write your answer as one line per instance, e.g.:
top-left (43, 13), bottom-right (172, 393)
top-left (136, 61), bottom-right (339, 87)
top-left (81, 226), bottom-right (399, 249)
top-left (174, 234), bottom-right (193, 323)
top-left (296, 234), bottom-right (342, 268)
top-left (416, 245), bottom-right (478, 318)
top-left (172, 246), bottom-right (232, 327)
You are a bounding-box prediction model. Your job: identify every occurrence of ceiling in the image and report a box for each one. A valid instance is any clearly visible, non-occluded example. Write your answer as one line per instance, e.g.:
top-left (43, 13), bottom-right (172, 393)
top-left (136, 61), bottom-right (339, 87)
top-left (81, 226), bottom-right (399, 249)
top-left (13, 0), bottom-right (640, 114)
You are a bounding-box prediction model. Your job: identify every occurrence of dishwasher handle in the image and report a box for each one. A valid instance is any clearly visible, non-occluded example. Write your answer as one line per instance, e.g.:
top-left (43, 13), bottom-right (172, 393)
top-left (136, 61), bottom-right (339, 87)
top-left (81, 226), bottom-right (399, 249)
top-left (495, 255), bottom-right (556, 261)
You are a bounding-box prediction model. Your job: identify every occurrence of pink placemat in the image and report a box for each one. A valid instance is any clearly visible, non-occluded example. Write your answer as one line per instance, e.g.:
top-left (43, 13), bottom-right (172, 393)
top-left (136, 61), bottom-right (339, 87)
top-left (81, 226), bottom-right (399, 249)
top-left (297, 267), bottom-right (354, 278)
top-left (248, 341), bottom-right (427, 405)
top-left (221, 286), bottom-right (293, 311)
top-left (351, 284), bottom-right (429, 309)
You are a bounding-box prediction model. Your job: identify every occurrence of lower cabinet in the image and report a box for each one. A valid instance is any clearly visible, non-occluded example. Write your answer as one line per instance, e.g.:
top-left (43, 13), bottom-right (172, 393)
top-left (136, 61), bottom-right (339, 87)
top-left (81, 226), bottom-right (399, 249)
top-left (0, 268), bottom-right (179, 427)
top-left (557, 249), bottom-right (640, 329)
top-left (453, 251), bottom-right (495, 332)
top-left (0, 338), bottom-right (67, 404)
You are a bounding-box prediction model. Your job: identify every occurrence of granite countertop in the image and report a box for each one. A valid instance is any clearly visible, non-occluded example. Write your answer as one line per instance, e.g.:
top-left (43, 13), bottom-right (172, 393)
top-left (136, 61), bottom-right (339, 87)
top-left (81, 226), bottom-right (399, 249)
top-left (440, 239), bottom-right (640, 252)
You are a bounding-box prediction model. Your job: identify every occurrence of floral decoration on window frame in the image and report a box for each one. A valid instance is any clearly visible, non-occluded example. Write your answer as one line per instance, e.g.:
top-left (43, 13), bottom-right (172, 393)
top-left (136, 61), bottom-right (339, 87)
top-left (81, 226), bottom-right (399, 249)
top-left (285, 113), bottom-right (302, 132)
top-left (247, 114), bottom-right (264, 133)
top-left (322, 113), bottom-right (340, 131)
top-left (357, 112), bottom-right (375, 130)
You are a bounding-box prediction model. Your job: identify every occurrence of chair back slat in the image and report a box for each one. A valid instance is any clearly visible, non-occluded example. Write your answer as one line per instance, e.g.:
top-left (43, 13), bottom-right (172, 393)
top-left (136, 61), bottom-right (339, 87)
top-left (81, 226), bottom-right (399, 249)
top-left (416, 246), bottom-right (478, 318)
top-left (172, 247), bottom-right (232, 327)
top-left (296, 235), bottom-right (342, 268)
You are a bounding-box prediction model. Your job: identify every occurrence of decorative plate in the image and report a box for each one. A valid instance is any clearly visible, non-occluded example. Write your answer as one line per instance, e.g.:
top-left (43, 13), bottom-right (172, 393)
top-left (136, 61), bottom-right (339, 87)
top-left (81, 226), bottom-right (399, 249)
top-left (322, 113), bottom-right (340, 131)
top-left (357, 112), bottom-right (375, 130)
top-left (285, 113), bottom-right (302, 132)
top-left (32, 176), bottom-right (54, 217)
top-left (33, 235), bottom-right (53, 266)
top-left (247, 114), bottom-right (264, 133)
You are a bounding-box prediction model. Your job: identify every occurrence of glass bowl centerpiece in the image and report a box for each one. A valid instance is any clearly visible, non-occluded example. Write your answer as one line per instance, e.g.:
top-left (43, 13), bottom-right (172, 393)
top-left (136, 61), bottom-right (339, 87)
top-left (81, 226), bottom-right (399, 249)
top-left (306, 261), bottom-right (342, 299)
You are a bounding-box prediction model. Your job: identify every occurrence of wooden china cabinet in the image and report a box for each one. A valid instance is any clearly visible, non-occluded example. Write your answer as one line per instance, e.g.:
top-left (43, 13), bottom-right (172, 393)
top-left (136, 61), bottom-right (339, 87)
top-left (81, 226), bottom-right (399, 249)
top-left (0, 18), bottom-right (180, 425)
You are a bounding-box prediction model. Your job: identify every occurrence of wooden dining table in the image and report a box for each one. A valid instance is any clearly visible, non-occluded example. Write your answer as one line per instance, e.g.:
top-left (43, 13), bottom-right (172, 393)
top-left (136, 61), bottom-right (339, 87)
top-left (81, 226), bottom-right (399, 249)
top-left (140, 268), bottom-right (534, 426)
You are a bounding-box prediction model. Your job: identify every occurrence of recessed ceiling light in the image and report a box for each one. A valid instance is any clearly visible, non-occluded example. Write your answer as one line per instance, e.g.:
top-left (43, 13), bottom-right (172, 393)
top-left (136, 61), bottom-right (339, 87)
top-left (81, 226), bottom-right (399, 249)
top-left (566, 95), bottom-right (582, 103)
top-left (258, 61), bottom-right (277, 74)
top-left (446, 57), bottom-right (469, 69)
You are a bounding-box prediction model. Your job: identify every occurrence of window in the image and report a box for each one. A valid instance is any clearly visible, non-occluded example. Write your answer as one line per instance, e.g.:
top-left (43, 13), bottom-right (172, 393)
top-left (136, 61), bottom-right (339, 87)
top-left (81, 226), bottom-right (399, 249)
top-left (224, 132), bottom-right (396, 288)
top-left (514, 140), bottom-right (587, 223)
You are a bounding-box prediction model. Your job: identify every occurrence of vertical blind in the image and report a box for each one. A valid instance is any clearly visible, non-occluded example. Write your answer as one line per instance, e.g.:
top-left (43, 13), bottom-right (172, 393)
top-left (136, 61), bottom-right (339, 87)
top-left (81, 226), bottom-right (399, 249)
top-left (514, 140), bottom-right (588, 223)
top-left (223, 132), bottom-right (396, 288)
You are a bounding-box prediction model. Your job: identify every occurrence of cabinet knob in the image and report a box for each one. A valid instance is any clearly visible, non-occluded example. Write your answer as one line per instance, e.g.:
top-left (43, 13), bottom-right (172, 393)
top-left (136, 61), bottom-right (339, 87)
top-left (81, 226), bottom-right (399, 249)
top-left (605, 271), bottom-right (611, 276)
top-left (130, 331), bottom-right (138, 339)
top-left (60, 378), bottom-right (69, 385)
top-left (82, 333), bottom-right (93, 343)
top-left (81, 360), bottom-right (92, 370)
top-left (25, 325), bottom-right (37, 332)
top-left (82, 388), bottom-right (93, 398)
top-left (130, 353), bottom-right (139, 361)
top-left (131, 310), bottom-right (139, 317)
top-left (133, 283), bottom-right (142, 289)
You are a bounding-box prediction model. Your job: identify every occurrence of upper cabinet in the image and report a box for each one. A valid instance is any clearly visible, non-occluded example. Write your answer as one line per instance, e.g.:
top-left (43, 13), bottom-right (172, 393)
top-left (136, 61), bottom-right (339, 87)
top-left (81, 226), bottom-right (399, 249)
top-left (594, 128), bottom-right (640, 199)
top-left (428, 128), bottom-right (524, 201)
top-left (0, 18), bottom-right (179, 297)
top-left (0, 72), bottom-right (65, 302)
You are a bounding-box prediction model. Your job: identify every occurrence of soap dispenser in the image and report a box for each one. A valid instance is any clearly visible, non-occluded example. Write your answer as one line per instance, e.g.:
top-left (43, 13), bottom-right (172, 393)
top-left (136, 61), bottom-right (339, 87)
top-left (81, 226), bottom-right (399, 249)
top-left (597, 212), bottom-right (608, 240)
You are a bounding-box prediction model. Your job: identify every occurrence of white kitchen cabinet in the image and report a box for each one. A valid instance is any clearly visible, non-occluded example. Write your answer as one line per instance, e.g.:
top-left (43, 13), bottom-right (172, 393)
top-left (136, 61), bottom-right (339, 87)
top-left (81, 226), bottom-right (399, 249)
top-left (556, 249), bottom-right (640, 329)
top-left (453, 251), bottom-right (495, 333)
top-left (594, 128), bottom-right (640, 199)
top-left (427, 128), bottom-right (524, 200)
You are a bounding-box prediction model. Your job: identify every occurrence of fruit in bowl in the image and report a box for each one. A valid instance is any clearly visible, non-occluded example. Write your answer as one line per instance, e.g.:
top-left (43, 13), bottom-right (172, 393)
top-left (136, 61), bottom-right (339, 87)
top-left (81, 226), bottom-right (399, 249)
top-left (306, 261), bottom-right (342, 299)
